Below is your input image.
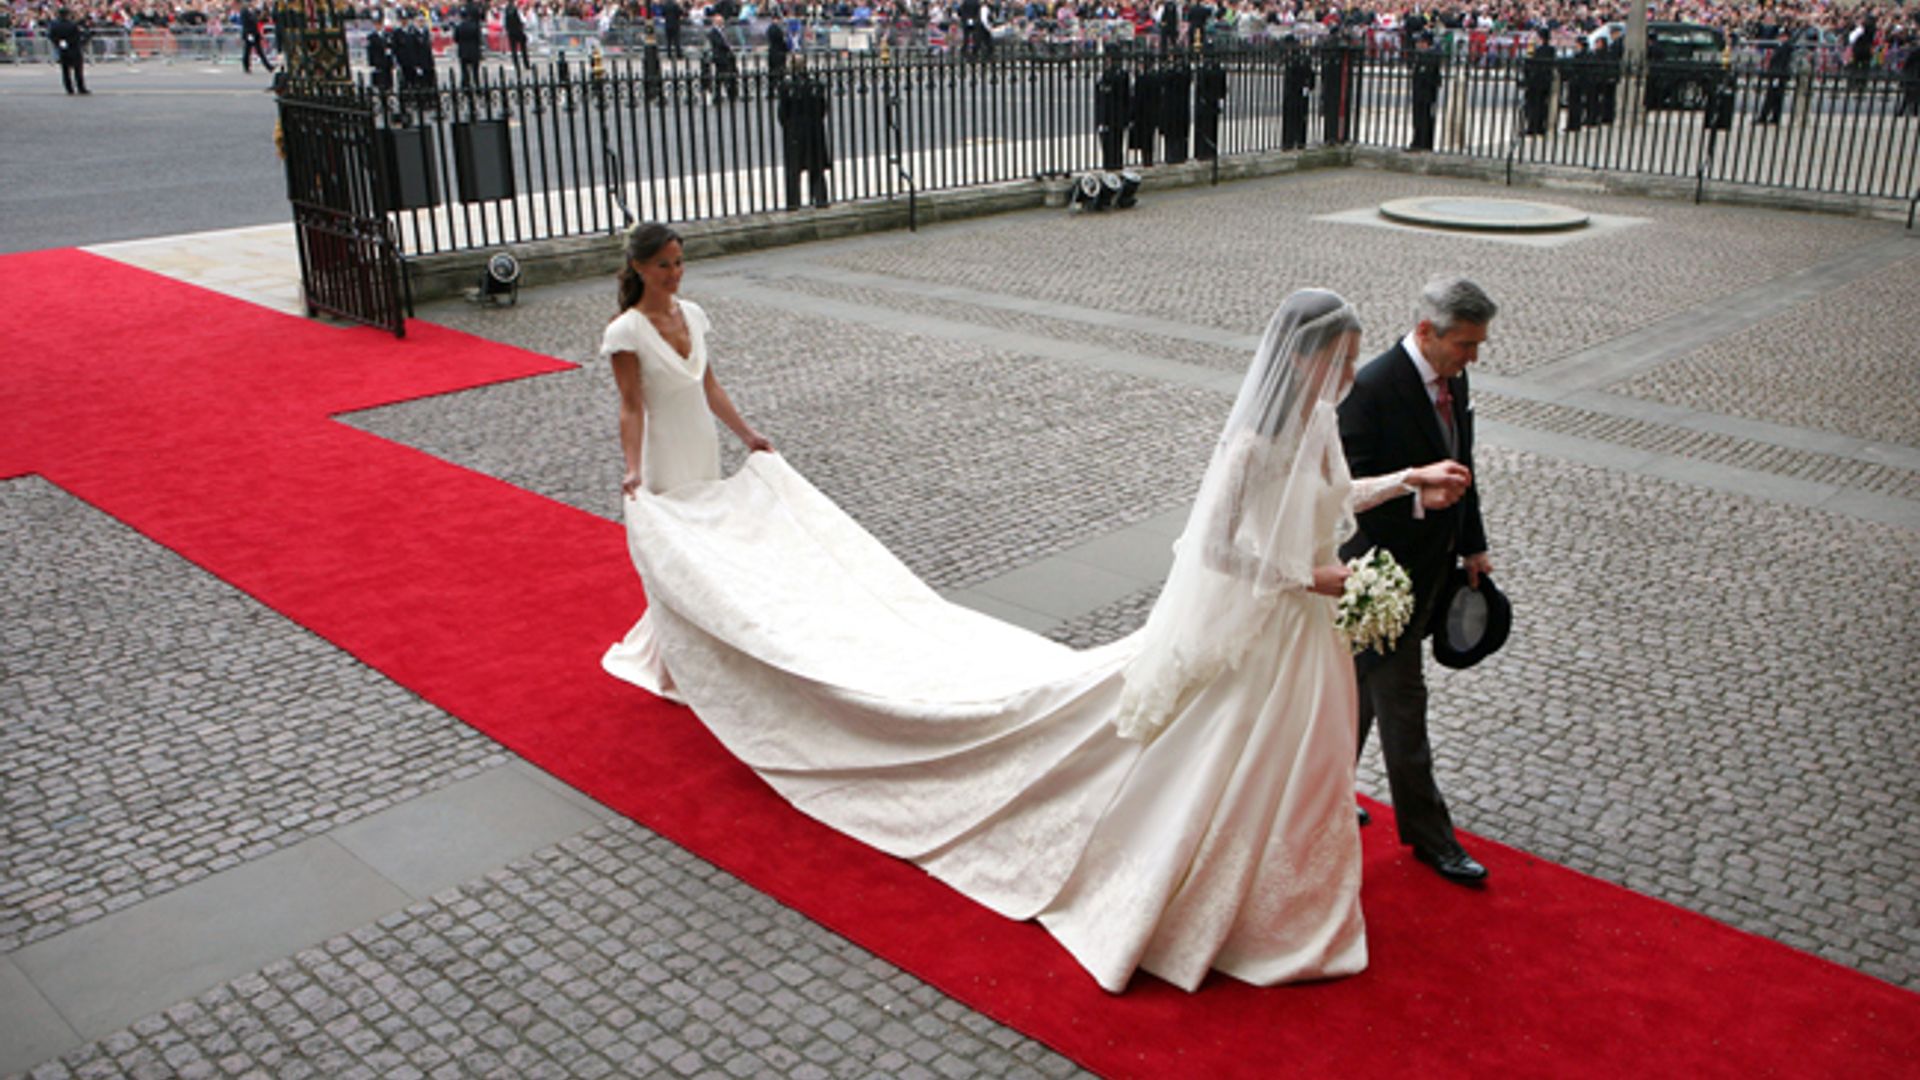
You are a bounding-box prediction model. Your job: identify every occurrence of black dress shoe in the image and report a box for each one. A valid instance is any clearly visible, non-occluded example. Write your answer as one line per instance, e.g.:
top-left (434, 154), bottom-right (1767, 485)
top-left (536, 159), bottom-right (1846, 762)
top-left (1415, 846), bottom-right (1488, 885)
top-left (1356, 804), bottom-right (1371, 827)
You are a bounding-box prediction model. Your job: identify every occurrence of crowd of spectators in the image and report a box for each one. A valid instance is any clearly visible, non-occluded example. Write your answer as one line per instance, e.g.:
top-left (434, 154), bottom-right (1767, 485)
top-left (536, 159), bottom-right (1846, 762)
top-left (4, 0), bottom-right (1914, 70)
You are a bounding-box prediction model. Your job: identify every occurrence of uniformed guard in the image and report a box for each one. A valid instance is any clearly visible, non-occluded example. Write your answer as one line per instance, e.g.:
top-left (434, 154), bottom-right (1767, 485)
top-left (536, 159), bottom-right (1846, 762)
top-left (1281, 32), bottom-right (1313, 150)
top-left (1408, 32), bottom-right (1442, 150)
top-left (367, 20), bottom-right (396, 92)
top-left (776, 55), bottom-right (832, 208)
top-left (1160, 55), bottom-right (1191, 164)
top-left (1193, 49), bottom-right (1226, 161)
top-left (1095, 53), bottom-right (1132, 171)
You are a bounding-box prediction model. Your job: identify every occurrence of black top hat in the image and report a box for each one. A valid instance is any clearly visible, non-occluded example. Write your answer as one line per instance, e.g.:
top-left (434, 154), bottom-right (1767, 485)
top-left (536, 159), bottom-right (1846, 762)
top-left (1430, 565), bottom-right (1511, 669)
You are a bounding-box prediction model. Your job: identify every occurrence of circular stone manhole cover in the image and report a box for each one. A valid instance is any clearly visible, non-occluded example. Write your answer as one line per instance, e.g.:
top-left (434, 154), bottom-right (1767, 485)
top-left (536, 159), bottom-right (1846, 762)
top-left (1378, 196), bottom-right (1591, 232)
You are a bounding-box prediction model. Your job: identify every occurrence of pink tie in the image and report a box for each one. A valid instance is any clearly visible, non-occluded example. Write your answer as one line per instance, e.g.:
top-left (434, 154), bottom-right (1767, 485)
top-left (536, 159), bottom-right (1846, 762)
top-left (1433, 378), bottom-right (1455, 450)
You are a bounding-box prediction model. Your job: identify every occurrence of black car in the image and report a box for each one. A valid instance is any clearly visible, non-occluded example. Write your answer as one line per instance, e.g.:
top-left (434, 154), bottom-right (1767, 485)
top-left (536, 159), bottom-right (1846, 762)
top-left (1602, 20), bottom-right (1730, 108)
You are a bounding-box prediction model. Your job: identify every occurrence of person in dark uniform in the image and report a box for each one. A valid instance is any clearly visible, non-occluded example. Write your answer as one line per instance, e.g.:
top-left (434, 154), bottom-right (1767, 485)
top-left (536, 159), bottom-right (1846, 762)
top-left (48, 8), bottom-right (88, 94)
top-left (453, 5), bottom-right (484, 86)
top-left (1281, 32), bottom-right (1313, 149)
top-left (1594, 32), bottom-right (1622, 125)
top-left (240, 3), bottom-right (273, 74)
top-left (703, 14), bottom-right (738, 100)
top-left (776, 55), bottom-right (831, 208)
top-left (957, 0), bottom-right (986, 58)
top-left (1755, 27), bottom-right (1793, 124)
top-left (1183, 0), bottom-right (1209, 51)
top-left (1320, 34), bottom-right (1354, 144)
top-left (1408, 32), bottom-right (1441, 151)
top-left (1193, 49), bottom-right (1226, 160)
top-left (1156, 0), bottom-right (1179, 55)
top-left (504, 0), bottom-right (530, 72)
top-left (1522, 29), bottom-right (1554, 135)
top-left (412, 13), bottom-right (438, 90)
top-left (367, 20), bottom-right (396, 91)
top-left (1160, 55), bottom-right (1191, 164)
top-left (1561, 35), bottom-right (1590, 132)
top-left (1130, 57), bottom-right (1160, 166)
top-left (1899, 32), bottom-right (1920, 117)
top-left (1094, 53), bottom-right (1131, 170)
top-left (661, 0), bottom-right (685, 57)
top-left (766, 16), bottom-right (790, 81)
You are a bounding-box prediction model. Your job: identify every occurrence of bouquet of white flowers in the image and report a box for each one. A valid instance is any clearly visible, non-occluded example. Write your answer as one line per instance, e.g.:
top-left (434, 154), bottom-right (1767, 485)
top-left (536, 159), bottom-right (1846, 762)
top-left (1335, 547), bottom-right (1414, 656)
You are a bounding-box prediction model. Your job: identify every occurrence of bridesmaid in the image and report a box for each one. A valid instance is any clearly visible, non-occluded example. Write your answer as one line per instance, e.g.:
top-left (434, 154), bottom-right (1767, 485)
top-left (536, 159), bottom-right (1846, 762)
top-left (605, 223), bottom-right (772, 499)
top-left (600, 223), bottom-right (772, 703)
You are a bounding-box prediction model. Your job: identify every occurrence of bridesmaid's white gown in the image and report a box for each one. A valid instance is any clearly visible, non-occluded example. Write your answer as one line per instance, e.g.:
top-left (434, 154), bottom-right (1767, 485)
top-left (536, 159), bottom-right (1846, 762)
top-left (599, 298), bottom-right (721, 704)
top-left (602, 310), bottom-right (1378, 993)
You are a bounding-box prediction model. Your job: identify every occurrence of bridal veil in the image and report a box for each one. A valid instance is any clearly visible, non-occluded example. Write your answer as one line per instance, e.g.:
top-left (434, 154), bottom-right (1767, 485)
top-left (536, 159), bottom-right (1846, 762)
top-left (1114, 289), bottom-right (1361, 741)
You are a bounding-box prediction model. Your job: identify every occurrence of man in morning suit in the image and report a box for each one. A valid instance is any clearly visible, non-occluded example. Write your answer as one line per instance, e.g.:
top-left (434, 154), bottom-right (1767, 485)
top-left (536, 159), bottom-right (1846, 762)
top-left (1337, 276), bottom-right (1498, 886)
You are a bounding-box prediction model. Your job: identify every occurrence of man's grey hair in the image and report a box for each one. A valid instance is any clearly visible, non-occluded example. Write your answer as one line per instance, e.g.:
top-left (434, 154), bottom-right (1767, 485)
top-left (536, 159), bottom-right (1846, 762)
top-left (1418, 277), bottom-right (1499, 335)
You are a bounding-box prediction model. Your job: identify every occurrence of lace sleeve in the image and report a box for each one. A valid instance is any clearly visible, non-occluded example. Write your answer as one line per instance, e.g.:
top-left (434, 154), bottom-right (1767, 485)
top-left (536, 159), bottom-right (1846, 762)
top-left (1198, 436), bottom-right (1315, 593)
top-left (1349, 468), bottom-right (1414, 514)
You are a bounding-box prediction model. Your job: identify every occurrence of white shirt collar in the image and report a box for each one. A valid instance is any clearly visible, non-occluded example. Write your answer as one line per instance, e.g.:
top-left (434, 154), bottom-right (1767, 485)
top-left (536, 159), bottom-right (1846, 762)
top-left (1402, 331), bottom-right (1445, 389)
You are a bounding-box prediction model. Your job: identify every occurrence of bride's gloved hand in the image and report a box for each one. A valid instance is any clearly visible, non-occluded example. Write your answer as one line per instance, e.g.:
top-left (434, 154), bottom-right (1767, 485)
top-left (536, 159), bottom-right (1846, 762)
top-left (1408, 461), bottom-right (1471, 509)
top-left (1310, 563), bottom-right (1351, 598)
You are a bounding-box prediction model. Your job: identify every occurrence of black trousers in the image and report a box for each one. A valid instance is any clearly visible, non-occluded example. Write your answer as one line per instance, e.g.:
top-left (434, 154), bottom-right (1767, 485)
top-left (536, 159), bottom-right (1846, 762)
top-left (508, 35), bottom-right (530, 71)
top-left (1355, 637), bottom-right (1461, 856)
top-left (784, 161), bottom-right (829, 208)
top-left (242, 36), bottom-right (272, 72)
top-left (60, 54), bottom-right (87, 93)
top-left (1410, 100), bottom-right (1436, 149)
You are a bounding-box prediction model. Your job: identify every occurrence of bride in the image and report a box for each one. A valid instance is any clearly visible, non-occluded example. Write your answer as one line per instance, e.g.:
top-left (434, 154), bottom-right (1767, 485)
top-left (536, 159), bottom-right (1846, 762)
top-left (604, 271), bottom-right (1469, 992)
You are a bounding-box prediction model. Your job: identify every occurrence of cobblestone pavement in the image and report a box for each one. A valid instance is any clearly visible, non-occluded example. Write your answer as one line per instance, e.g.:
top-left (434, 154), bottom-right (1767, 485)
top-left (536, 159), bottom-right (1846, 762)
top-left (1612, 250), bottom-right (1920, 447)
top-left (6, 169), bottom-right (1918, 1077)
top-left (15, 823), bottom-right (1079, 1080)
top-left (0, 479), bottom-right (510, 954)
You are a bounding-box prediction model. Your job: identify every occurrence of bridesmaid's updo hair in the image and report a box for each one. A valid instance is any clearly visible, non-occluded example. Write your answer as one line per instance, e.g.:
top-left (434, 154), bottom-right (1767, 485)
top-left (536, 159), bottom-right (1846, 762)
top-left (617, 223), bottom-right (682, 312)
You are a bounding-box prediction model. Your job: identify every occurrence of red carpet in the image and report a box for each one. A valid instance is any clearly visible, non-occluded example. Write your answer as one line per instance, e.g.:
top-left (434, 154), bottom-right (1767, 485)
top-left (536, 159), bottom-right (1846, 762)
top-left (5, 248), bottom-right (1914, 1078)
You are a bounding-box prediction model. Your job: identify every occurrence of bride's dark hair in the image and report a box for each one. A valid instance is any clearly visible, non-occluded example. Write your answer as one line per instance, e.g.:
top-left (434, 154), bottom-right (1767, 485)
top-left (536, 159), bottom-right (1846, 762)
top-left (617, 223), bottom-right (682, 312)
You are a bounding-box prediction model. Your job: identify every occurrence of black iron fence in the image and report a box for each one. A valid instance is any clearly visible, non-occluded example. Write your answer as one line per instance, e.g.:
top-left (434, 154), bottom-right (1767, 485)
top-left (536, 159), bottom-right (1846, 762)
top-left (332, 46), bottom-right (1920, 258)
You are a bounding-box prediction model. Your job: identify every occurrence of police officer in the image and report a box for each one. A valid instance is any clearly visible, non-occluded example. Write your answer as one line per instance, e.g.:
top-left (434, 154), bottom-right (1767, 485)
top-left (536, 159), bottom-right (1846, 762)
top-left (766, 16), bottom-right (790, 81)
top-left (504, 0), bottom-right (530, 73)
top-left (1281, 31), bottom-right (1314, 150)
top-left (453, 4), bottom-right (483, 86)
top-left (1408, 31), bottom-right (1442, 151)
top-left (1095, 53), bottom-right (1132, 171)
top-left (1193, 48), bottom-right (1226, 160)
top-left (48, 8), bottom-right (89, 94)
top-left (703, 13), bottom-right (738, 100)
top-left (240, 3), bottom-right (273, 74)
top-left (367, 19), bottom-right (396, 91)
top-left (1522, 28), bottom-right (1555, 136)
top-left (777, 55), bottom-right (831, 208)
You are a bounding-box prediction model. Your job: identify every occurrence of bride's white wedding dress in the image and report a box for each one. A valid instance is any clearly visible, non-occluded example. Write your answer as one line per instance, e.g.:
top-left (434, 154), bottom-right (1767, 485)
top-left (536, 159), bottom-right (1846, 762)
top-left (602, 291), bottom-right (1413, 992)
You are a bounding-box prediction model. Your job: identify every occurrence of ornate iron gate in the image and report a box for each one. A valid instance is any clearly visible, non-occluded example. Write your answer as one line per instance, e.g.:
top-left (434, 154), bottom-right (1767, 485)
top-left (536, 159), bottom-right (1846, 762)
top-left (275, 0), bottom-right (407, 337)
